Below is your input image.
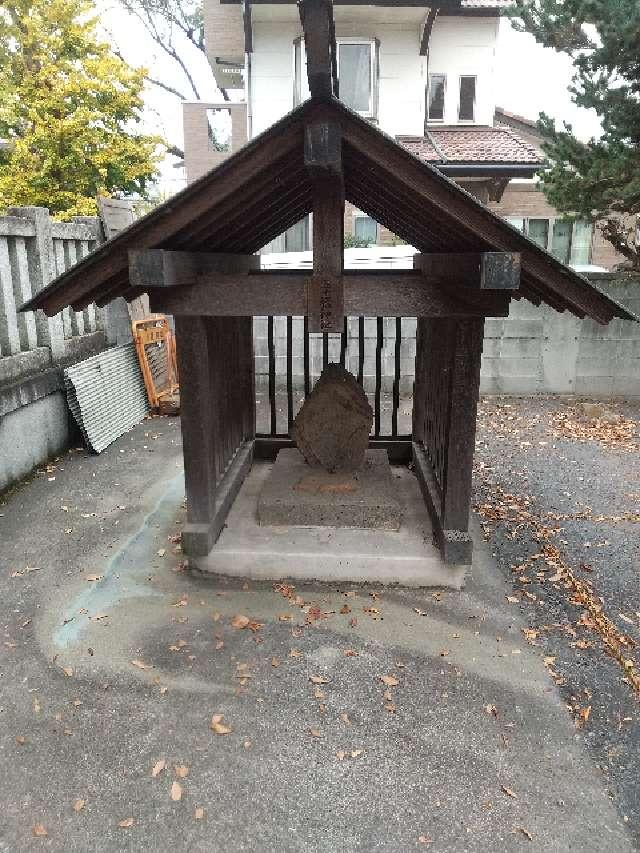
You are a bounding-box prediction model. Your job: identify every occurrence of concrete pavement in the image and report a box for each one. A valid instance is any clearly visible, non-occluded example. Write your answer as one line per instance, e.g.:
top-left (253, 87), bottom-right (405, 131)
top-left (0, 418), bottom-right (633, 852)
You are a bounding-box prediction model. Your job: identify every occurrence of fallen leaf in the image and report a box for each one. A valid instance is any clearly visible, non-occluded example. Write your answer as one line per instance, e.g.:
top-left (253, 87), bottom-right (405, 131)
top-left (32, 824), bottom-right (47, 837)
top-left (308, 728), bottom-right (321, 738)
top-left (118, 817), bottom-right (134, 828)
top-left (501, 785), bottom-right (518, 799)
top-left (157, 549), bottom-right (166, 557)
top-left (231, 614), bottom-right (250, 629)
top-left (339, 712), bottom-right (351, 725)
top-left (289, 648), bottom-right (303, 658)
top-left (84, 574), bottom-right (103, 582)
top-left (344, 649), bottom-right (359, 657)
top-left (517, 827), bottom-right (533, 841)
top-left (379, 675), bottom-right (398, 687)
top-left (336, 750), bottom-right (346, 760)
top-left (170, 781), bottom-right (182, 802)
top-left (418, 837), bottom-right (434, 845)
top-left (16, 735), bottom-right (26, 745)
top-left (151, 760), bottom-right (166, 778)
top-left (175, 765), bottom-right (189, 779)
top-left (309, 675), bottom-right (330, 684)
top-left (194, 807), bottom-right (204, 820)
top-left (210, 713), bottom-right (233, 734)
top-left (61, 667), bottom-right (73, 678)
top-left (314, 688), bottom-right (326, 700)
top-left (73, 799), bottom-right (85, 813)
top-left (271, 657), bottom-right (280, 668)
top-left (340, 605), bottom-right (351, 614)
top-left (33, 697), bottom-right (41, 714)
top-left (351, 749), bottom-right (363, 758)
top-left (90, 613), bottom-right (109, 621)
top-left (130, 659), bottom-right (153, 671)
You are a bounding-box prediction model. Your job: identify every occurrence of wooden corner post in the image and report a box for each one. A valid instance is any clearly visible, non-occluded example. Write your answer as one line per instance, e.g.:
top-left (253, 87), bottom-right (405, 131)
top-left (305, 119), bottom-right (344, 333)
top-left (412, 316), bottom-right (485, 565)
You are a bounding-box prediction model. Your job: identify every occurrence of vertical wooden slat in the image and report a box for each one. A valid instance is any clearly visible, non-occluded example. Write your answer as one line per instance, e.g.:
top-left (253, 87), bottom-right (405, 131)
top-left (322, 331), bottom-right (329, 368)
top-left (286, 315), bottom-right (294, 431)
top-left (339, 316), bottom-right (347, 367)
top-left (357, 316), bottom-right (365, 386)
top-left (391, 316), bottom-right (401, 437)
top-left (267, 315), bottom-right (277, 435)
top-left (374, 316), bottom-right (383, 436)
top-left (241, 315), bottom-right (256, 441)
top-left (303, 314), bottom-right (311, 398)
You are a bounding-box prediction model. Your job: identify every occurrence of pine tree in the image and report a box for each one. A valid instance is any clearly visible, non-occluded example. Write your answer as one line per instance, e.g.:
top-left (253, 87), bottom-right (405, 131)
top-left (0, 0), bottom-right (162, 219)
top-left (510, 0), bottom-right (640, 268)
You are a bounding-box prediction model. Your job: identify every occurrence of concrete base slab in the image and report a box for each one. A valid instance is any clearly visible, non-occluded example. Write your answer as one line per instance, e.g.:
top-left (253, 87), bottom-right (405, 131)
top-left (257, 448), bottom-right (403, 530)
top-left (193, 460), bottom-right (467, 588)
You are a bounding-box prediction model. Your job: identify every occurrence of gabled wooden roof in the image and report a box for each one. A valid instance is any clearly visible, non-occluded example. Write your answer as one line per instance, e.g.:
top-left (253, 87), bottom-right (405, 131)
top-left (23, 96), bottom-right (635, 324)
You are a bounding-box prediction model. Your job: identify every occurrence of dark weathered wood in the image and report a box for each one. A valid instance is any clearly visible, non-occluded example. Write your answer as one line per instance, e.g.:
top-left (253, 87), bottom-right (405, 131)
top-left (322, 331), bottom-right (329, 368)
top-left (267, 316), bottom-right (276, 435)
top-left (254, 435), bottom-right (412, 464)
top-left (415, 252), bottom-right (520, 290)
top-left (129, 249), bottom-right (259, 289)
top-left (306, 118), bottom-right (344, 333)
top-left (420, 7), bottom-right (439, 56)
top-left (149, 271), bottom-right (510, 318)
top-left (304, 120), bottom-right (341, 176)
top-left (174, 315), bottom-right (217, 556)
top-left (441, 317), bottom-right (485, 530)
top-left (374, 316), bottom-right (383, 436)
top-left (357, 316), bottom-right (365, 385)
top-left (412, 442), bottom-right (473, 565)
top-left (303, 315), bottom-right (310, 397)
top-left (242, 0), bottom-right (252, 52)
top-left (286, 315), bottom-right (294, 431)
top-left (339, 316), bottom-right (347, 366)
top-left (298, 0), bottom-right (336, 99)
top-left (391, 316), bottom-right (401, 437)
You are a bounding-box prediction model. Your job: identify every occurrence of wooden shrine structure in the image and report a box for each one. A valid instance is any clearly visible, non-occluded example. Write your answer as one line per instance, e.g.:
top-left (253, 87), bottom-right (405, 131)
top-left (23, 0), bottom-right (636, 568)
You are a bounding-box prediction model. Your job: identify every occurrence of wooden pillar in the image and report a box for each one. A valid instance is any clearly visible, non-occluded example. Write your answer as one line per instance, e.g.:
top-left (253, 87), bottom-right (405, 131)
top-left (305, 120), bottom-right (344, 333)
top-left (174, 315), bottom-right (218, 556)
top-left (412, 316), bottom-right (485, 565)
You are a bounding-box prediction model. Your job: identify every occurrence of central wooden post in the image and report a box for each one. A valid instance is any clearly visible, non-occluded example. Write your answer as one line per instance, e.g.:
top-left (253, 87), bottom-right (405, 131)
top-left (305, 120), bottom-right (344, 333)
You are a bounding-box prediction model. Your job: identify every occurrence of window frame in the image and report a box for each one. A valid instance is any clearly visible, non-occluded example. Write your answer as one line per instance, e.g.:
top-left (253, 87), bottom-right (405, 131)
top-left (506, 215), bottom-right (593, 264)
top-left (426, 72), bottom-right (447, 123)
top-left (293, 37), bottom-right (378, 118)
top-left (353, 210), bottom-right (378, 245)
top-left (457, 75), bottom-right (477, 123)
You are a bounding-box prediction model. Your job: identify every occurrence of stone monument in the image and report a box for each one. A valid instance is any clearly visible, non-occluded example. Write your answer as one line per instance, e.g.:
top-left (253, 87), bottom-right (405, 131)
top-left (258, 364), bottom-right (403, 531)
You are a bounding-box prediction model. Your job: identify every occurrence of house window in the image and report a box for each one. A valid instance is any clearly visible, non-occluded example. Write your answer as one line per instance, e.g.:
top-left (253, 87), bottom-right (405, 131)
top-left (458, 76), bottom-right (476, 122)
top-left (504, 216), bottom-right (593, 265)
top-left (294, 38), bottom-right (377, 118)
top-left (353, 212), bottom-right (378, 245)
top-left (427, 74), bottom-right (446, 122)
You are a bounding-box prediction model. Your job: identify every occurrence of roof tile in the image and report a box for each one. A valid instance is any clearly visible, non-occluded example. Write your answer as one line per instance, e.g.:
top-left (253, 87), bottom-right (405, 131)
top-left (397, 126), bottom-right (542, 165)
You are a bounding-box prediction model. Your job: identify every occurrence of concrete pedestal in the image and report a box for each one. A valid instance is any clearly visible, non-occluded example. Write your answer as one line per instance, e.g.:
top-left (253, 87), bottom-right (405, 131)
top-left (257, 448), bottom-right (402, 530)
top-left (191, 460), bottom-right (467, 588)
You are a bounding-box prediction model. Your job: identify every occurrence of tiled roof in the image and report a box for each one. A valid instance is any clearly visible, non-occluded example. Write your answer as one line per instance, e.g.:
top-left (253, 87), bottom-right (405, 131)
top-left (397, 126), bottom-right (542, 165)
top-left (460, 0), bottom-right (511, 6)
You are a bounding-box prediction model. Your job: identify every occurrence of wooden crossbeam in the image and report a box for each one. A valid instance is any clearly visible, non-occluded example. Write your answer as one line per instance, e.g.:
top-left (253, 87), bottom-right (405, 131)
top-left (129, 249), bottom-right (259, 289)
top-left (147, 271), bottom-right (510, 318)
top-left (414, 252), bottom-right (520, 290)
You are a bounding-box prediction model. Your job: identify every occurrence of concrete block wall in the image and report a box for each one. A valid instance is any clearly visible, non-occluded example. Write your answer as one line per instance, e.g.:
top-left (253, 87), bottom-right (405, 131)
top-left (0, 208), bottom-right (111, 492)
top-left (254, 276), bottom-right (640, 401)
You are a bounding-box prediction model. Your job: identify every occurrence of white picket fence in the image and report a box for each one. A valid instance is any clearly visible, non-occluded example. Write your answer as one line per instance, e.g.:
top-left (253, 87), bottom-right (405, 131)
top-left (0, 207), bottom-right (104, 362)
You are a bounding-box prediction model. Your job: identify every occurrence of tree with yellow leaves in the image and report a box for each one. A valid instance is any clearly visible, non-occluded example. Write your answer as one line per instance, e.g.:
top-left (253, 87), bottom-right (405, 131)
top-left (0, 0), bottom-right (162, 219)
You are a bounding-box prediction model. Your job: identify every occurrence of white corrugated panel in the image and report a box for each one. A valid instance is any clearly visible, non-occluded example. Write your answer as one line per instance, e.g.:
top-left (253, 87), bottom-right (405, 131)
top-left (64, 343), bottom-right (150, 453)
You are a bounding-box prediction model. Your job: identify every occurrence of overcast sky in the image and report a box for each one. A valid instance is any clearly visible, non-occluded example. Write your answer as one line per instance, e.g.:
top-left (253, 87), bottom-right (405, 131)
top-left (98, 4), bottom-right (601, 194)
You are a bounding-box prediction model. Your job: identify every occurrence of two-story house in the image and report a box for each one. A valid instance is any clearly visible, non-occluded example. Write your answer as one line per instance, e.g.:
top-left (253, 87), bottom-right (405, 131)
top-left (183, 0), bottom-right (599, 265)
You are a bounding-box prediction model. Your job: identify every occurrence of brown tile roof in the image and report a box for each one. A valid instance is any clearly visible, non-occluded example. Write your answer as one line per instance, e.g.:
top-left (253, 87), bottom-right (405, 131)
top-left (397, 126), bottom-right (542, 165)
top-left (460, 0), bottom-right (511, 6)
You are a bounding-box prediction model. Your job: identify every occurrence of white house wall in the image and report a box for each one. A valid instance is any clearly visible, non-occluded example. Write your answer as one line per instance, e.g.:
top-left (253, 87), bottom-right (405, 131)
top-left (427, 16), bottom-right (499, 127)
top-left (250, 14), bottom-right (499, 139)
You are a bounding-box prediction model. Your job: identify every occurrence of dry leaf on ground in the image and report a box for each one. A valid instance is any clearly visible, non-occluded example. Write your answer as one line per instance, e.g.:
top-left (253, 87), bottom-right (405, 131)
top-left (418, 837), bottom-right (434, 845)
top-left (175, 765), bottom-right (189, 779)
top-left (231, 614), bottom-right (250, 629)
top-left (210, 714), bottom-right (233, 734)
top-left (32, 824), bottom-right (48, 837)
top-left (130, 659), bottom-right (153, 670)
top-left (61, 667), bottom-right (73, 678)
top-left (308, 728), bottom-right (321, 737)
top-left (379, 675), bottom-right (398, 687)
top-left (501, 785), bottom-right (518, 799)
top-left (170, 781), bottom-right (182, 802)
top-left (151, 760), bottom-right (165, 778)
top-left (73, 799), bottom-right (85, 813)
top-left (118, 817), bottom-right (134, 828)
top-left (194, 807), bottom-right (204, 820)
top-left (309, 675), bottom-right (329, 684)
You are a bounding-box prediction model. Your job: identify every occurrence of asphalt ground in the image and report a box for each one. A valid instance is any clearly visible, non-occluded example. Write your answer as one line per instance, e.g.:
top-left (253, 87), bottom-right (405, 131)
top-left (473, 395), bottom-right (640, 847)
top-left (0, 408), bottom-right (635, 852)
